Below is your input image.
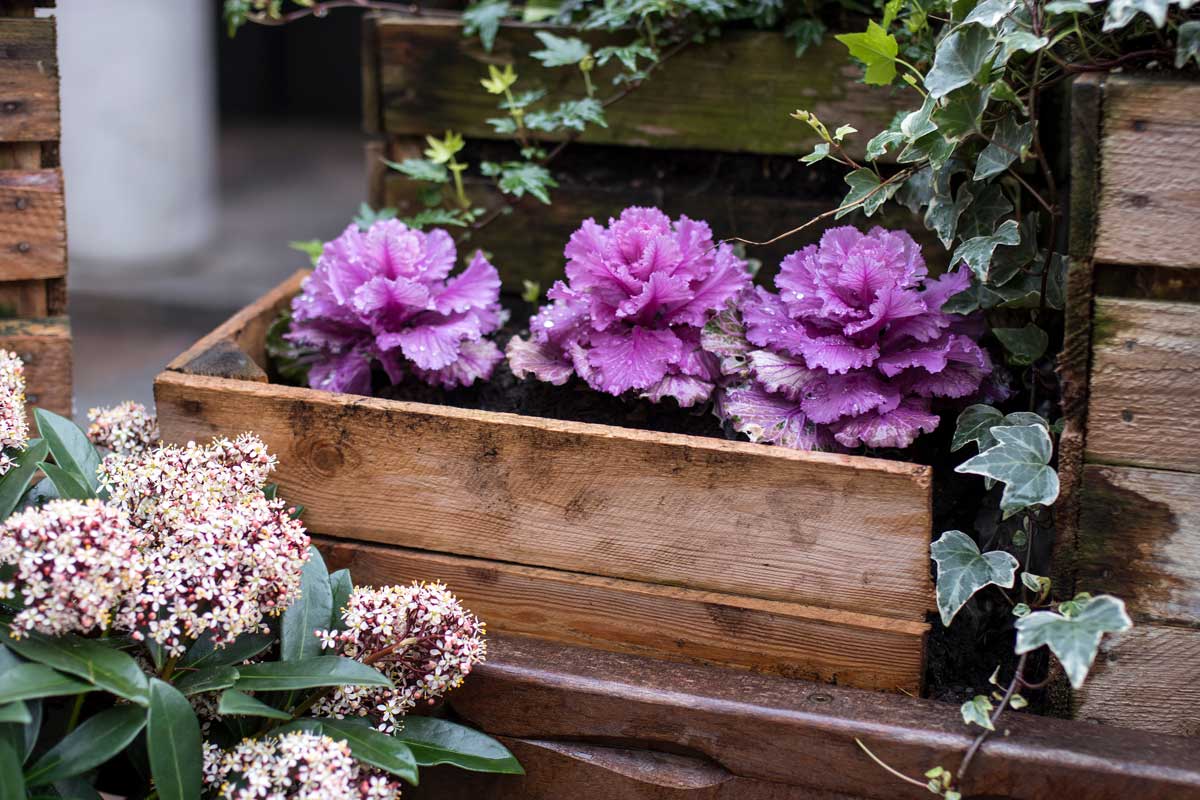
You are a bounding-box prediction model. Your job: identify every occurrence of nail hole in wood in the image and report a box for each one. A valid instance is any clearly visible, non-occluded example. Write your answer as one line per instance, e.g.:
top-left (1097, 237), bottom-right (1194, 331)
top-left (1121, 409), bottom-right (1134, 423)
top-left (13, 197), bottom-right (27, 210)
top-left (16, 242), bottom-right (30, 253)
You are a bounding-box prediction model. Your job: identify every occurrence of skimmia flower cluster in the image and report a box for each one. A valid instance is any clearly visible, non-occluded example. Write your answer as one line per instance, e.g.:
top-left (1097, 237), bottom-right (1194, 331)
top-left (86, 401), bottom-right (160, 456)
top-left (0, 349), bottom-right (28, 476)
top-left (507, 207), bottom-right (751, 407)
top-left (0, 500), bottom-right (145, 638)
top-left (288, 219), bottom-right (506, 395)
top-left (705, 226), bottom-right (992, 450)
top-left (102, 434), bottom-right (310, 655)
top-left (203, 733), bottom-right (401, 800)
top-left (313, 581), bottom-right (487, 732)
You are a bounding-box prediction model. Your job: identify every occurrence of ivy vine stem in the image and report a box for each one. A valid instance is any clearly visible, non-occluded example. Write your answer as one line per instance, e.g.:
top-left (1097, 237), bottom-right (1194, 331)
top-left (246, 0), bottom-right (421, 26)
top-left (955, 652), bottom-right (1029, 783)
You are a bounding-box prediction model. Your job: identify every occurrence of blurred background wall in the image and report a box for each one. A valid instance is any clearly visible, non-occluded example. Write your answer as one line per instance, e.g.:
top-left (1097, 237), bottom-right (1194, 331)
top-left (56, 0), bottom-right (370, 412)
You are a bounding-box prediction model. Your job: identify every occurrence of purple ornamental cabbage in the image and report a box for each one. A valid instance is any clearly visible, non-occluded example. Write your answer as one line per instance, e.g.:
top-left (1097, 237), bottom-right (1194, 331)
top-left (506, 207), bottom-right (751, 406)
top-left (288, 220), bottom-right (505, 395)
top-left (703, 225), bottom-right (991, 450)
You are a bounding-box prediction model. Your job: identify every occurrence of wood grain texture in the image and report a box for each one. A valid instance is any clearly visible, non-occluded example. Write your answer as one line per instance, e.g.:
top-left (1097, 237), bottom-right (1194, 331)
top-left (1095, 76), bottom-right (1200, 269)
top-left (0, 169), bottom-right (64, 280)
top-left (1073, 624), bottom-right (1200, 737)
top-left (0, 17), bottom-right (59, 142)
top-left (0, 277), bottom-right (48, 316)
top-left (442, 635), bottom-right (1200, 800)
top-left (410, 737), bottom-right (860, 800)
top-left (1077, 464), bottom-right (1200, 627)
top-left (319, 537), bottom-right (927, 692)
top-left (156, 367), bottom-right (933, 620)
top-left (1086, 297), bottom-right (1200, 473)
top-left (372, 15), bottom-right (906, 158)
top-left (0, 316), bottom-right (69, 418)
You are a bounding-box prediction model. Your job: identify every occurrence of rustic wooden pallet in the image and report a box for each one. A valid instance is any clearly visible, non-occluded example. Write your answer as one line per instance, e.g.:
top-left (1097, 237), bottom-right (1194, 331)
top-left (0, 2), bottom-right (70, 419)
top-left (1057, 73), bottom-right (1200, 737)
top-left (155, 270), bottom-right (933, 692)
top-left (409, 634), bottom-right (1200, 800)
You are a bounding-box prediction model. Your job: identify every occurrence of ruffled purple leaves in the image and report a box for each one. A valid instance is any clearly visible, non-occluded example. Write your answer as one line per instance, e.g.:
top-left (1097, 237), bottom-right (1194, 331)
top-left (288, 219), bottom-right (505, 394)
top-left (506, 207), bottom-right (751, 407)
top-left (705, 225), bottom-right (993, 451)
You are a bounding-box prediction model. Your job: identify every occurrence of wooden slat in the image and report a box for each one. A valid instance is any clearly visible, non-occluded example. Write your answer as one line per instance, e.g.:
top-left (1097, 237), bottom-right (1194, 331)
top-left (373, 15), bottom-right (905, 158)
top-left (1086, 297), bottom-right (1200, 473)
top-left (0, 168), bottom-right (64, 280)
top-left (1094, 76), bottom-right (1200, 269)
top-left (319, 537), bottom-right (927, 692)
top-left (1077, 464), bottom-right (1200, 627)
top-left (440, 635), bottom-right (1200, 800)
top-left (1073, 624), bottom-right (1200, 737)
top-left (0, 316), bottom-right (69, 419)
top-left (379, 153), bottom-right (940, 293)
top-left (157, 368), bottom-right (933, 621)
top-left (0, 17), bottom-right (59, 142)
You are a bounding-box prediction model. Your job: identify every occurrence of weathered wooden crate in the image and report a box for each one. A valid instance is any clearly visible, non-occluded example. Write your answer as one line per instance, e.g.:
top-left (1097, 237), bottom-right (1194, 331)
top-left (408, 635), bottom-right (1200, 799)
top-left (1057, 74), bottom-right (1200, 736)
top-left (155, 271), bottom-right (934, 694)
top-left (0, 1), bottom-right (71, 419)
top-left (362, 14), bottom-right (926, 291)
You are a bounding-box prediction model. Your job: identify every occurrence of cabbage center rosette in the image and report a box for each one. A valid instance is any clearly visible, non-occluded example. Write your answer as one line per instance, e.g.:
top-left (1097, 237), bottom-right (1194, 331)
top-left (704, 226), bottom-right (993, 450)
top-left (507, 206), bottom-right (751, 407)
top-left (288, 219), bottom-right (506, 395)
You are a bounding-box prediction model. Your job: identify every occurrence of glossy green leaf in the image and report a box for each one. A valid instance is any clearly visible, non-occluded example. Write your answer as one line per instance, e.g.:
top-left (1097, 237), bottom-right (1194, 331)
top-left (5, 633), bottom-right (149, 705)
top-left (147, 679), bottom-right (202, 800)
top-left (931, 85), bottom-right (990, 141)
top-left (51, 778), bottom-right (102, 800)
top-left (0, 439), bottom-right (50, 521)
top-left (963, 0), bottom-right (1016, 27)
top-left (951, 219), bottom-right (1020, 281)
top-left (994, 323), bottom-right (1049, 365)
top-left (34, 409), bottom-right (101, 493)
top-left (975, 115), bottom-right (1033, 179)
top-left (397, 717), bottom-right (524, 774)
top-left (960, 695), bottom-right (995, 730)
top-left (0, 704), bottom-right (29, 724)
top-left (835, 21), bottom-right (899, 85)
top-left (233, 657), bottom-right (391, 692)
top-left (179, 631), bottom-right (273, 670)
top-left (318, 718), bottom-right (419, 784)
top-left (24, 706), bottom-right (146, 786)
top-left (216, 689), bottom-right (291, 721)
top-left (955, 424), bottom-right (1060, 516)
top-left (282, 546), bottom-right (332, 661)
top-left (35, 462), bottom-right (92, 502)
top-left (931, 530), bottom-right (1019, 626)
top-left (329, 569), bottom-right (352, 631)
top-left (0, 739), bottom-right (24, 800)
top-left (924, 24), bottom-right (992, 98)
top-left (174, 666), bottom-right (239, 697)
top-left (1015, 595), bottom-right (1132, 688)
top-left (0, 663), bottom-right (92, 704)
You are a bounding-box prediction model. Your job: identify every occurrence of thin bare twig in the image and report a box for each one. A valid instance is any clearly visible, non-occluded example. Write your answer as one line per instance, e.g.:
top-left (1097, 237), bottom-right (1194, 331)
top-left (854, 739), bottom-right (928, 789)
top-left (247, 0), bottom-right (420, 25)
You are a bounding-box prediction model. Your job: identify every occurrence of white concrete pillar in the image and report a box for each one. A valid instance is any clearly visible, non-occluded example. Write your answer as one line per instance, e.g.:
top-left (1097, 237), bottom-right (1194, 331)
top-left (57, 0), bottom-right (217, 263)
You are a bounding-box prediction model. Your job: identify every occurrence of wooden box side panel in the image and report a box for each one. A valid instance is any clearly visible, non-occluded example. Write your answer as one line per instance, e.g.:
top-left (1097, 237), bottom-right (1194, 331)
top-left (319, 537), bottom-right (927, 693)
top-left (156, 369), bottom-right (933, 621)
top-left (1094, 77), bottom-right (1200, 270)
top-left (373, 16), bottom-right (902, 158)
top-left (0, 315), bottom-right (70, 419)
top-left (0, 168), bottom-right (65, 281)
top-left (0, 16), bottom-right (59, 143)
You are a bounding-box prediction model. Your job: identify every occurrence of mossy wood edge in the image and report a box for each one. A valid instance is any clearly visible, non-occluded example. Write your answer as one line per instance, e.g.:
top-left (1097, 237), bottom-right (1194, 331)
top-left (369, 13), bottom-right (905, 158)
top-left (156, 271), bottom-right (933, 690)
top-left (413, 634), bottom-right (1200, 800)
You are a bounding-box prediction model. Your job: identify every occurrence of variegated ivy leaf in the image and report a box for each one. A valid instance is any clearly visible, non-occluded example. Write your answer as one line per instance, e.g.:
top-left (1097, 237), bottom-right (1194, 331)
top-left (924, 24), bottom-right (992, 99)
top-left (1103, 0), bottom-right (1169, 31)
top-left (960, 695), bottom-right (996, 730)
top-left (530, 31), bottom-right (591, 67)
top-left (837, 169), bottom-right (899, 219)
top-left (996, 30), bottom-right (1049, 66)
top-left (974, 116), bottom-right (1033, 180)
top-left (900, 95), bottom-right (938, 140)
top-left (931, 530), bottom-right (1019, 626)
top-left (864, 130), bottom-right (904, 161)
top-left (963, 0), bottom-right (1018, 26)
top-left (1178, 21), bottom-right (1200, 68)
top-left (951, 219), bottom-right (1020, 281)
top-left (931, 85), bottom-right (991, 141)
top-left (462, 0), bottom-right (511, 52)
top-left (993, 322), bottom-right (1049, 366)
top-left (1045, 0), bottom-right (1093, 12)
top-left (955, 424), bottom-right (1059, 517)
top-left (1014, 595), bottom-right (1132, 688)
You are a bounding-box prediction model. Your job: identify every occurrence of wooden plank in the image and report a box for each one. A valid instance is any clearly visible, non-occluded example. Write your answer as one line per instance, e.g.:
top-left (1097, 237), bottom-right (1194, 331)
top-left (441, 635), bottom-right (1200, 800)
top-left (373, 15), bottom-right (906, 158)
top-left (0, 316), bottom-right (69, 419)
top-left (0, 169), bottom-right (64, 280)
top-left (157, 369), bottom-right (933, 621)
top-left (0, 17), bottom-right (59, 142)
top-left (410, 737), bottom-right (860, 800)
top-left (1094, 76), bottom-right (1200, 269)
top-left (1073, 624), bottom-right (1200, 737)
top-left (0, 277), bottom-right (47, 316)
top-left (378, 146), bottom-right (943, 294)
top-left (1086, 297), bottom-right (1200, 473)
top-left (319, 537), bottom-right (927, 692)
top-left (1077, 464), bottom-right (1200, 627)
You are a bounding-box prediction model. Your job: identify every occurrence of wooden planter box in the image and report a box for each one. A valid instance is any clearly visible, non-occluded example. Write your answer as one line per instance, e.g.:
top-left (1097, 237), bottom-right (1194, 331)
top-left (405, 635), bottom-right (1200, 800)
top-left (1056, 74), bottom-right (1200, 736)
top-left (362, 14), bottom-right (932, 291)
top-left (155, 271), bottom-right (934, 694)
top-left (0, 3), bottom-right (71, 420)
